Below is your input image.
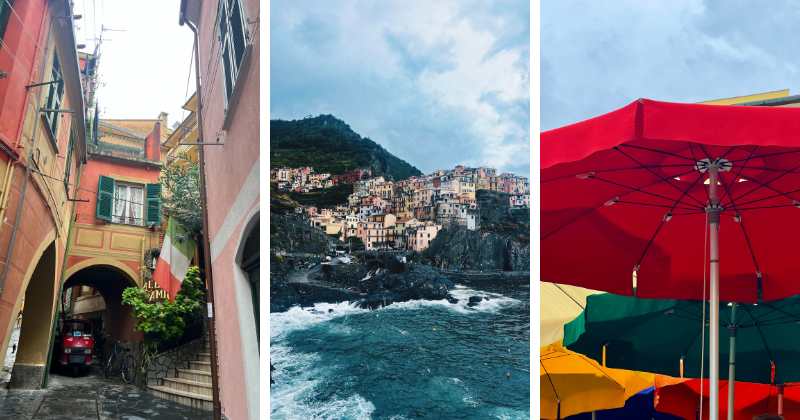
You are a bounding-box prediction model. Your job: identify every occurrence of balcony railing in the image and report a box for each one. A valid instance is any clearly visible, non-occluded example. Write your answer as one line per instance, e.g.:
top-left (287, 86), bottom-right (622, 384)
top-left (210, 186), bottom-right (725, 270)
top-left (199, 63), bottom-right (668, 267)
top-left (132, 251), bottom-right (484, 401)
top-left (88, 141), bottom-right (144, 158)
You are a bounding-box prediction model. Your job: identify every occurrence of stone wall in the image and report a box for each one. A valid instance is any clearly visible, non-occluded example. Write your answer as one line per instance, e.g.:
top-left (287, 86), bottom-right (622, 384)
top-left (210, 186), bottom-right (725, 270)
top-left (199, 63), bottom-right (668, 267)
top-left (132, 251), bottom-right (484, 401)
top-left (145, 337), bottom-right (205, 386)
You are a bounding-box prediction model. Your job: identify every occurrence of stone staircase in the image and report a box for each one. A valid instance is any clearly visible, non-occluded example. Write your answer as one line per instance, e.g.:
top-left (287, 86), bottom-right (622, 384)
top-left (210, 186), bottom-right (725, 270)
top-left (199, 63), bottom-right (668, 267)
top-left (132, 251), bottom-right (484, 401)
top-left (147, 335), bottom-right (218, 411)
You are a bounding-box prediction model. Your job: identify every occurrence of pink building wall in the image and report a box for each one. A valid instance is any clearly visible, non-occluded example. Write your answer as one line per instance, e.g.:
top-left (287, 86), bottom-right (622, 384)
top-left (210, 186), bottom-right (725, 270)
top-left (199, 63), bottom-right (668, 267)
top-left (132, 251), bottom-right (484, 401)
top-left (181, 0), bottom-right (260, 418)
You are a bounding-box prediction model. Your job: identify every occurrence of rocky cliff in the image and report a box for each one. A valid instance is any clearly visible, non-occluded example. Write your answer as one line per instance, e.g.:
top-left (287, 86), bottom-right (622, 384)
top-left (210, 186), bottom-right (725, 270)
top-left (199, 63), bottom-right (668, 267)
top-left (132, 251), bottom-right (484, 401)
top-left (422, 227), bottom-right (530, 271)
top-left (270, 213), bottom-right (343, 255)
top-left (422, 190), bottom-right (530, 271)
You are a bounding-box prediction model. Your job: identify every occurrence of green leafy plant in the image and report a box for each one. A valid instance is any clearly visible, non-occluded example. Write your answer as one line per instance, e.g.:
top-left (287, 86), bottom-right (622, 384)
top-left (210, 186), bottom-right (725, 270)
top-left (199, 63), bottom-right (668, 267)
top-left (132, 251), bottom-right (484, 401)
top-left (121, 266), bottom-right (205, 342)
top-left (159, 151), bottom-right (202, 242)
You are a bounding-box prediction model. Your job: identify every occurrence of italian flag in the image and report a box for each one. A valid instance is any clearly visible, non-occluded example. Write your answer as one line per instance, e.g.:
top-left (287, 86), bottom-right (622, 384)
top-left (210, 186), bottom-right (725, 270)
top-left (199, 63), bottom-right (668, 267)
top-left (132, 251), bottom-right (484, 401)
top-left (153, 216), bottom-right (197, 303)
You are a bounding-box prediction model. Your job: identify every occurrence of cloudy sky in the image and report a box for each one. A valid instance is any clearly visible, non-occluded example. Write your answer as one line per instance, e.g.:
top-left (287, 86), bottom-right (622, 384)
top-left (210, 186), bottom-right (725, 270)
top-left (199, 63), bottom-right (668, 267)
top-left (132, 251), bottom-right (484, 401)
top-left (77, 0), bottom-right (194, 126)
top-left (542, 0), bottom-right (800, 132)
top-left (271, 0), bottom-right (530, 178)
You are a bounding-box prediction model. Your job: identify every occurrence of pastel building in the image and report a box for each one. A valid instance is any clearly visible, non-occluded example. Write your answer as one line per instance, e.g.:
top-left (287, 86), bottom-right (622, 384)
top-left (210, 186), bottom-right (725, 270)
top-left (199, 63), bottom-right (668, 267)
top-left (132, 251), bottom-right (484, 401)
top-left (407, 222), bottom-right (441, 252)
top-left (180, 0), bottom-right (260, 418)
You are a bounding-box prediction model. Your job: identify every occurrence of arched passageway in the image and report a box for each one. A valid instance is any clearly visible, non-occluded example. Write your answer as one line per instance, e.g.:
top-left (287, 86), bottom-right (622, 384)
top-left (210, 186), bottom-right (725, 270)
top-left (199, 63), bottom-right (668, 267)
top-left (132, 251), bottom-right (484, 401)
top-left (10, 241), bottom-right (57, 389)
top-left (62, 264), bottom-right (142, 343)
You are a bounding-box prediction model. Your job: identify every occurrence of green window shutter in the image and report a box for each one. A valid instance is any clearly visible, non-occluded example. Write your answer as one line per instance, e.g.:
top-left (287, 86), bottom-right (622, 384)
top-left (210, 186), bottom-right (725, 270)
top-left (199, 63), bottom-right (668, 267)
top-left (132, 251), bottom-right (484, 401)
top-left (96, 175), bottom-right (114, 221)
top-left (145, 183), bottom-right (162, 225)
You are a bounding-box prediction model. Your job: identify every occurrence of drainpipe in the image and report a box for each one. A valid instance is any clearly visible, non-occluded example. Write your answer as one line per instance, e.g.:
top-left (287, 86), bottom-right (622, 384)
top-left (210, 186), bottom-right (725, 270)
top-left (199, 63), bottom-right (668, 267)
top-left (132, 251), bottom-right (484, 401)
top-left (181, 13), bottom-right (221, 420)
top-left (42, 160), bottom-right (82, 387)
top-left (0, 15), bottom-right (55, 302)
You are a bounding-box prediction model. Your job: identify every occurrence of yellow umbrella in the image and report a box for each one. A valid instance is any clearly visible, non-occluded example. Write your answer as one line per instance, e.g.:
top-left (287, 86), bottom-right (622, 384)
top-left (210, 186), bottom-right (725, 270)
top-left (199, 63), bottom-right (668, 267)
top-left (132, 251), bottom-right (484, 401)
top-left (540, 341), bottom-right (654, 419)
top-left (540, 282), bottom-right (603, 346)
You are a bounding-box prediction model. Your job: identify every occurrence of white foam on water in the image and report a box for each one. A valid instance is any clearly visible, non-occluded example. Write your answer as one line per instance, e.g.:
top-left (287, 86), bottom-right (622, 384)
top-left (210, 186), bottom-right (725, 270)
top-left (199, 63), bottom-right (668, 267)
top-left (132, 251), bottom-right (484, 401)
top-left (271, 341), bottom-right (375, 420)
top-left (271, 301), bottom-right (367, 340)
top-left (270, 286), bottom-right (523, 418)
top-left (382, 285), bottom-right (521, 315)
top-left (270, 392), bottom-right (375, 420)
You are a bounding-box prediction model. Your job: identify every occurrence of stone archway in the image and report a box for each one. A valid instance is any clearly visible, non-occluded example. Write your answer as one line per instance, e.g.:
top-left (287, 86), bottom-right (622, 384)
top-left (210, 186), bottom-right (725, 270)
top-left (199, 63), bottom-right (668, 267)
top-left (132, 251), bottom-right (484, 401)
top-left (63, 259), bottom-right (142, 344)
top-left (9, 240), bottom-right (58, 389)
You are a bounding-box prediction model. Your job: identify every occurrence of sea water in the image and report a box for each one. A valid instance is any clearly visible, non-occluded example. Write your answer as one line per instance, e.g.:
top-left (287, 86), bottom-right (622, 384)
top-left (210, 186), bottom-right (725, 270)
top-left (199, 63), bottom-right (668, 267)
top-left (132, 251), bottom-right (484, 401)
top-left (270, 283), bottom-right (530, 419)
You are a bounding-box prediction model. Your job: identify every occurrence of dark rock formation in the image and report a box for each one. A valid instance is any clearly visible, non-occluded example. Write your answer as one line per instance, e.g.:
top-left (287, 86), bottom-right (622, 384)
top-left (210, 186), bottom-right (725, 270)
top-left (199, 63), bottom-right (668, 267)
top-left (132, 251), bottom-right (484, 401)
top-left (352, 264), bottom-right (455, 310)
top-left (423, 225), bottom-right (530, 272)
top-left (270, 213), bottom-right (343, 254)
top-left (467, 296), bottom-right (483, 307)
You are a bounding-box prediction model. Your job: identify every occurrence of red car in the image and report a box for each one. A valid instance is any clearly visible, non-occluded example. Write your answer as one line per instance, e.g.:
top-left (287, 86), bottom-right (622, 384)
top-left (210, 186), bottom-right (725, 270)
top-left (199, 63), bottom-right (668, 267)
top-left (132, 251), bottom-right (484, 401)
top-left (53, 318), bottom-right (94, 377)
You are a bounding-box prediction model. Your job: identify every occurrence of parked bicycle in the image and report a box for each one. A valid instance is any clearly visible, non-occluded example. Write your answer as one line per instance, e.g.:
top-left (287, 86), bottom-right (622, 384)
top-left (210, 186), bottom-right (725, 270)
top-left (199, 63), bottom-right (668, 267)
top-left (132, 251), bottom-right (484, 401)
top-left (104, 335), bottom-right (136, 384)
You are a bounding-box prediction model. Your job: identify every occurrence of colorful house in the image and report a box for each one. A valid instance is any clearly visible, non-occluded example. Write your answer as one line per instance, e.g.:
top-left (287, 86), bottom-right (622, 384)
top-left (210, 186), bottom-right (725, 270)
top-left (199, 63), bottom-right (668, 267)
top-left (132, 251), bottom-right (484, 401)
top-left (0, 0), bottom-right (88, 389)
top-left (180, 0), bottom-right (260, 418)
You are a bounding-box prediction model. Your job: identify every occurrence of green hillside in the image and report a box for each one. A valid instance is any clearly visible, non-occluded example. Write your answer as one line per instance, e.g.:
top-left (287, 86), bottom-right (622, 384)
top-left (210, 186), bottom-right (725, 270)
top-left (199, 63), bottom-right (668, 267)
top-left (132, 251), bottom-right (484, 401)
top-left (270, 115), bottom-right (422, 181)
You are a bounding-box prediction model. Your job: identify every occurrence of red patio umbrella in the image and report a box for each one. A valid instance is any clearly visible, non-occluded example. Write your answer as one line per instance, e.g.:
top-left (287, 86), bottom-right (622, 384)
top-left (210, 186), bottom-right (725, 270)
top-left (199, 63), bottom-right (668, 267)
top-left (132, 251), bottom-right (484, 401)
top-left (542, 98), bottom-right (800, 419)
top-left (654, 376), bottom-right (800, 420)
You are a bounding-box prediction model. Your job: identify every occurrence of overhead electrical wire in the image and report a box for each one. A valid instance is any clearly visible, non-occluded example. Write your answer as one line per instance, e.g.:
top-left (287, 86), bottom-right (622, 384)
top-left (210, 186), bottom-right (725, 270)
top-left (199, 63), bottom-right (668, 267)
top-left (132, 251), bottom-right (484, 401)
top-left (29, 166), bottom-right (199, 216)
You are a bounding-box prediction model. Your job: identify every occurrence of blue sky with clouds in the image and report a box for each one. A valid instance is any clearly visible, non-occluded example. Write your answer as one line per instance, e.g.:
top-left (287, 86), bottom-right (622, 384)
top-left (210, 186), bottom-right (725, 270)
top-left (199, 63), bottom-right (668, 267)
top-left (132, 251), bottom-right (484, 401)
top-left (271, 0), bottom-right (530, 178)
top-left (542, 0), bottom-right (800, 132)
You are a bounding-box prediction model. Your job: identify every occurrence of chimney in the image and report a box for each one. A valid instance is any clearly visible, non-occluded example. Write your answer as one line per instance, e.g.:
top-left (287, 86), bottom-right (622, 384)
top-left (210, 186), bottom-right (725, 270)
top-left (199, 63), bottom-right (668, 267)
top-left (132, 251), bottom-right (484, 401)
top-left (157, 112), bottom-right (168, 129)
top-left (144, 121), bottom-right (161, 160)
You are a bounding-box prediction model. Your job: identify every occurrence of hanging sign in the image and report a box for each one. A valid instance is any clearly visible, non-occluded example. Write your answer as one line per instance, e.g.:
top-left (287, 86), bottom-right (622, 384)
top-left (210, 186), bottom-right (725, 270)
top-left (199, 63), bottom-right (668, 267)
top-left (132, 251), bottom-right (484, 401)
top-left (142, 279), bottom-right (168, 303)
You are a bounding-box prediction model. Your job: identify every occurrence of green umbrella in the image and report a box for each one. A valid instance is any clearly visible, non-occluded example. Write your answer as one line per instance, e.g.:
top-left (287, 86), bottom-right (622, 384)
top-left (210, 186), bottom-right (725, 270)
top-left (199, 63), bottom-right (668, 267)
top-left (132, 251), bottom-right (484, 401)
top-left (563, 293), bottom-right (800, 385)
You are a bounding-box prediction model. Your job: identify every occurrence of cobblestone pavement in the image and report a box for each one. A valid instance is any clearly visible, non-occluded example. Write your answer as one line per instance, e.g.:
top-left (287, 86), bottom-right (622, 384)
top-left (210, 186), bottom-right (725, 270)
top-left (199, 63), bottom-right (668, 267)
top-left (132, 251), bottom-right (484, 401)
top-left (0, 364), bottom-right (213, 419)
top-left (2, 326), bottom-right (20, 383)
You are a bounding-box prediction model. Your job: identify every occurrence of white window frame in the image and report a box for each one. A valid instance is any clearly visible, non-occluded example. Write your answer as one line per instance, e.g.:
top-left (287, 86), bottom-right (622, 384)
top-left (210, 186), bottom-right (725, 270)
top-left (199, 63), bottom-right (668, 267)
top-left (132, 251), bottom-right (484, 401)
top-left (112, 182), bottom-right (145, 226)
top-left (216, 0), bottom-right (250, 110)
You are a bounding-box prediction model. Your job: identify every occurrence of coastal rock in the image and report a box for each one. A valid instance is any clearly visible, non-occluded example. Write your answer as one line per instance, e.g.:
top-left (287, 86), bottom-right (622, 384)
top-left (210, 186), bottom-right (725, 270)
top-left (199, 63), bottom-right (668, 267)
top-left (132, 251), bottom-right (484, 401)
top-left (270, 213), bottom-right (343, 255)
top-left (421, 190), bottom-right (530, 272)
top-left (446, 295), bottom-right (459, 304)
top-left (467, 296), bottom-right (483, 307)
top-left (352, 264), bottom-right (455, 310)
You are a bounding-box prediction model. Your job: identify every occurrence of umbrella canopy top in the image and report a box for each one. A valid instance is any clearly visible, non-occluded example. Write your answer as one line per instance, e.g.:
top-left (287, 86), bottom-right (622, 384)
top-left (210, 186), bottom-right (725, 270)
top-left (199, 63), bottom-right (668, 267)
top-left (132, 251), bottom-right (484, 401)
top-left (540, 342), bottom-right (655, 419)
top-left (542, 99), bottom-right (800, 169)
top-left (541, 99), bottom-right (800, 303)
top-left (540, 282), bottom-right (604, 346)
top-left (655, 375), bottom-right (800, 420)
top-left (564, 293), bottom-right (800, 384)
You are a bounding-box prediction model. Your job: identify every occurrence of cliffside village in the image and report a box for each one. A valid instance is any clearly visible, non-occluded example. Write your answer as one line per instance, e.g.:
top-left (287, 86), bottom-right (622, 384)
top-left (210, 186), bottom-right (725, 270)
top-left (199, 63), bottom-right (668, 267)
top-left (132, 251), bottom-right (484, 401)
top-left (270, 165), bottom-right (530, 252)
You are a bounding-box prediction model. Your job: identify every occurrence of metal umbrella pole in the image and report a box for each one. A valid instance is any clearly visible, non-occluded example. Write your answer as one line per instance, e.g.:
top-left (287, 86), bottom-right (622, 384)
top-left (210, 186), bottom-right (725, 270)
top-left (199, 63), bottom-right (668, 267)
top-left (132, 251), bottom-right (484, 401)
top-left (707, 163), bottom-right (721, 420)
top-left (728, 302), bottom-right (737, 420)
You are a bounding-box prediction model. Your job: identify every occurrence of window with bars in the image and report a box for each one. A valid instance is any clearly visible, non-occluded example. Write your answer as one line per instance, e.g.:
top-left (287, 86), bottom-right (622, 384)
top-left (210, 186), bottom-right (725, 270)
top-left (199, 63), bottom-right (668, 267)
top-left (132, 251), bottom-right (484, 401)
top-left (44, 51), bottom-right (64, 137)
top-left (217, 0), bottom-right (248, 108)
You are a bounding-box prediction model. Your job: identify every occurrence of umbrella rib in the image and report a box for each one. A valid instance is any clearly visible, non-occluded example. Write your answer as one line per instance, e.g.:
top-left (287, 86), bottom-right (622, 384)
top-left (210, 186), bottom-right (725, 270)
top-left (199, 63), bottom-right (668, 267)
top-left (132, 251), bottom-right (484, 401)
top-left (718, 145), bottom-right (739, 161)
top-left (553, 284), bottom-right (584, 309)
top-left (750, 301), bottom-right (799, 323)
top-left (722, 162), bottom-right (800, 208)
top-left (680, 324), bottom-right (705, 358)
top-left (717, 173), bottom-right (761, 275)
top-left (733, 204), bottom-right (796, 211)
top-left (733, 187), bottom-right (800, 208)
top-left (591, 174), bottom-right (702, 208)
top-left (742, 304), bottom-right (775, 363)
top-left (614, 147), bottom-right (708, 208)
top-left (634, 170), bottom-right (708, 270)
top-left (541, 164), bottom-right (698, 184)
top-left (540, 361), bottom-right (561, 407)
top-left (687, 142), bottom-right (712, 204)
top-left (618, 144), bottom-right (697, 161)
top-left (541, 168), bottom-right (698, 241)
top-left (718, 145), bottom-right (757, 205)
top-left (729, 149), bottom-right (800, 162)
top-left (617, 201), bottom-right (699, 211)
